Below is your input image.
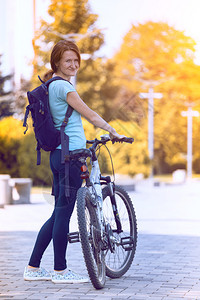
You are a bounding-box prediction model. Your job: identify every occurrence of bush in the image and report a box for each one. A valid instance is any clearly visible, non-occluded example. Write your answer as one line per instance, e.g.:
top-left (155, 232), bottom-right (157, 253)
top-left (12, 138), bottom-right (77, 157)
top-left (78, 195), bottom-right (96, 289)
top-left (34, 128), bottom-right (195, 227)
top-left (0, 116), bottom-right (150, 185)
top-left (0, 116), bottom-right (51, 185)
top-left (18, 131), bottom-right (52, 186)
top-left (0, 117), bottom-right (24, 177)
top-left (83, 118), bottom-right (150, 177)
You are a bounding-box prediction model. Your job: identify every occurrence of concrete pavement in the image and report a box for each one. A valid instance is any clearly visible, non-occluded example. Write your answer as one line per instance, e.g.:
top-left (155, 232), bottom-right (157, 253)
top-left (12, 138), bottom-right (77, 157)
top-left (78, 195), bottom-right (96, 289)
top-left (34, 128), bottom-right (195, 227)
top-left (0, 179), bottom-right (200, 299)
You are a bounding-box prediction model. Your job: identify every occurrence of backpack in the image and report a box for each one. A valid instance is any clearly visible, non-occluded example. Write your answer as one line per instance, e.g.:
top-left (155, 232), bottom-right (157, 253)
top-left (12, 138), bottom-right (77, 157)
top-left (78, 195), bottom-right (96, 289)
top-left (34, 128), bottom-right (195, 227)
top-left (23, 76), bottom-right (74, 197)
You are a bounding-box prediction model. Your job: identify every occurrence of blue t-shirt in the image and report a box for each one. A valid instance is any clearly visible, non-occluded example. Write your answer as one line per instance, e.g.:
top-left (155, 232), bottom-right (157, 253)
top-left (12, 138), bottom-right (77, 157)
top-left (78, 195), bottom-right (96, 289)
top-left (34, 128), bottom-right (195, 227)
top-left (49, 80), bottom-right (86, 151)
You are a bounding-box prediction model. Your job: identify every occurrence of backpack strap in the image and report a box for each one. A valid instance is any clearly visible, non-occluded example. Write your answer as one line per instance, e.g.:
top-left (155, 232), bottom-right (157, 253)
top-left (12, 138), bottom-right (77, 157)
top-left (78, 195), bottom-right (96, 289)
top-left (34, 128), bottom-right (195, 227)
top-left (60, 105), bottom-right (74, 198)
top-left (61, 105), bottom-right (74, 164)
top-left (45, 76), bottom-right (74, 198)
top-left (45, 76), bottom-right (71, 87)
top-left (23, 104), bottom-right (31, 134)
top-left (42, 75), bottom-right (74, 198)
top-left (36, 142), bottom-right (41, 165)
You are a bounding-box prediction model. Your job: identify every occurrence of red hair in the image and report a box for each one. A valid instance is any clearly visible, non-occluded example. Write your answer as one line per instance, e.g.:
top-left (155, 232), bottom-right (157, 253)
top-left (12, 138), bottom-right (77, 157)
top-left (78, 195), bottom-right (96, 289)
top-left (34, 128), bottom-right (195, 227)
top-left (43, 40), bottom-right (81, 82)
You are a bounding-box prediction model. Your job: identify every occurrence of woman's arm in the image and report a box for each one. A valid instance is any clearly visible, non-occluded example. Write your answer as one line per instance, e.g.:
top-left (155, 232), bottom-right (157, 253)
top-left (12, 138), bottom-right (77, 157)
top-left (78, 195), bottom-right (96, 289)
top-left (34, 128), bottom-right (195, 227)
top-left (66, 91), bottom-right (123, 138)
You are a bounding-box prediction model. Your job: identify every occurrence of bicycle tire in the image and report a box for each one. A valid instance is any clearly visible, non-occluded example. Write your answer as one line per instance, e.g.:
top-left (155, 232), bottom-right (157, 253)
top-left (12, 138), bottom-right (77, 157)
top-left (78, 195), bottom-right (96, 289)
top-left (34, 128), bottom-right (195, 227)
top-left (102, 185), bottom-right (137, 278)
top-left (76, 187), bottom-right (106, 289)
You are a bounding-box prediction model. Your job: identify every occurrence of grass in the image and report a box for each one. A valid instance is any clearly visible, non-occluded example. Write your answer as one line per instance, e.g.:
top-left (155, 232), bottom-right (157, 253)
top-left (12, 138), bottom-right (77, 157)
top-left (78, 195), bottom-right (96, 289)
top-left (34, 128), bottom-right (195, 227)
top-left (154, 174), bottom-right (173, 183)
top-left (154, 173), bottom-right (200, 183)
top-left (31, 186), bottom-right (51, 194)
top-left (31, 173), bottom-right (200, 193)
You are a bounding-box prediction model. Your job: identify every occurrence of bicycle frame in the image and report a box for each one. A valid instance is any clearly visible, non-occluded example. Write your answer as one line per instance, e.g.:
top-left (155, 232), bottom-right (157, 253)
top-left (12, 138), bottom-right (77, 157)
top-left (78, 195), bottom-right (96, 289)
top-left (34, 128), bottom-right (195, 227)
top-left (83, 147), bottom-right (123, 236)
top-left (68, 135), bottom-right (134, 245)
top-left (86, 153), bottom-right (105, 236)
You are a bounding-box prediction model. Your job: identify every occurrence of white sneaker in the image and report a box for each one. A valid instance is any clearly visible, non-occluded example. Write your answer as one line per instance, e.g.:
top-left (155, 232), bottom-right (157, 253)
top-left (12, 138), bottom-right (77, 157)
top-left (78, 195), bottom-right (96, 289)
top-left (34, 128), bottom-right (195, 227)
top-left (51, 269), bottom-right (89, 284)
top-left (24, 267), bottom-right (51, 281)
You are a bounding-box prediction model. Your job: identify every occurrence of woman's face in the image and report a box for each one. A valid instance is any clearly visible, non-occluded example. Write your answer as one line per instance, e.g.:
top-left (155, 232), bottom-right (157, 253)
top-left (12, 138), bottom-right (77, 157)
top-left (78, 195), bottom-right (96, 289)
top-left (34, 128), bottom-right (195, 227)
top-left (56, 50), bottom-right (79, 80)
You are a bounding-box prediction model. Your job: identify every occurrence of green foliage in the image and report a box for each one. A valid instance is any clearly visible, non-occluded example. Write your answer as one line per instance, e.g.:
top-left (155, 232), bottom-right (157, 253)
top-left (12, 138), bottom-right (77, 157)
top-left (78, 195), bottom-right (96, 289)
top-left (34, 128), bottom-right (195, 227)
top-left (32, 0), bottom-right (104, 82)
top-left (30, 0), bottom-right (124, 123)
top-left (114, 21), bottom-right (196, 85)
top-left (112, 21), bottom-right (200, 174)
top-left (77, 58), bottom-right (120, 120)
top-left (3, 114), bottom-right (200, 184)
top-left (108, 120), bottom-right (150, 177)
top-left (5, 15), bottom-right (200, 182)
top-left (18, 131), bottom-right (52, 186)
top-left (0, 116), bottom-right (148, 185)
top-left (0, 54), bottom-right (14, 119)
top-left (0, 117), bottom-right (52, 185)
top-left (0, 55), bottom-right (12, 96)
top-left (82, 118), bottom-right (150, 177)
top-left (0, 117), bottom-right (24, 176)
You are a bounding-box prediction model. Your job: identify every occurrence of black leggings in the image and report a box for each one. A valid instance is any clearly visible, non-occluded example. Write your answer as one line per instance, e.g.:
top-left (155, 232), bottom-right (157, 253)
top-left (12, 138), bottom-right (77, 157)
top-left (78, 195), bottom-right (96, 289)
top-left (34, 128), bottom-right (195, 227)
top-left (28, 149), bottom-right (82, 270)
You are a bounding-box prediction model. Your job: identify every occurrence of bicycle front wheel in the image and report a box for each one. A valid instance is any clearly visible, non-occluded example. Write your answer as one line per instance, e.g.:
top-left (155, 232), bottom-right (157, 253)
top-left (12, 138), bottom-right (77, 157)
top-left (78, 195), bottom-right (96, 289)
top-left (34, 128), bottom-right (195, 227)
top-left (76, 187), bottom-right (106, 289)
top-left (102, 185), bottom-right (137, 278)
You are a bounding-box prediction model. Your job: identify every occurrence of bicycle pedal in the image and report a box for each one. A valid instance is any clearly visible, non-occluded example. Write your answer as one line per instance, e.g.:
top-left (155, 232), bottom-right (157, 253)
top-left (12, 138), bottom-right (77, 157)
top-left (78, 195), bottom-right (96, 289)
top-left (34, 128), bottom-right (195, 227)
top-left (120, 236), bottom-right (134, 251)
top-left (67, 231), bottom-right (80, 243)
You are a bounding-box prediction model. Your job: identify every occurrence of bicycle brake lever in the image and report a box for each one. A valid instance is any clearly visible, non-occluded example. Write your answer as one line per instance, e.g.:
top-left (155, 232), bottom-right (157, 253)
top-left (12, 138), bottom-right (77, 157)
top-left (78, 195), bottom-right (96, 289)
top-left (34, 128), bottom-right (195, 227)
top-left (100, 134), bottom-right (110, 142)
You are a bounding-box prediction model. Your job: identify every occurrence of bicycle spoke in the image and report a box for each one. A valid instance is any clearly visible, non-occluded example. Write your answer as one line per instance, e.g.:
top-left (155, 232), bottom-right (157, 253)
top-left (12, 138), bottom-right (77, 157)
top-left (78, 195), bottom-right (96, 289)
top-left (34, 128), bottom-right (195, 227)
top-left (77, 187), bottom-right (106, 289)
top-left (102, 185), bottom-right (137, 278)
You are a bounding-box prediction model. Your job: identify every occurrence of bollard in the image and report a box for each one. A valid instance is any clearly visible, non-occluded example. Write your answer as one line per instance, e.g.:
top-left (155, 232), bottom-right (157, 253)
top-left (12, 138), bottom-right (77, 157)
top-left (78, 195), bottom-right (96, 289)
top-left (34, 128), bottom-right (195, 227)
top-left (9, 178), bottom-right (32, 204)
top-left (0, 174), bottom-right (12, 207)
top-left (172, 169), bottom-right (186, 184)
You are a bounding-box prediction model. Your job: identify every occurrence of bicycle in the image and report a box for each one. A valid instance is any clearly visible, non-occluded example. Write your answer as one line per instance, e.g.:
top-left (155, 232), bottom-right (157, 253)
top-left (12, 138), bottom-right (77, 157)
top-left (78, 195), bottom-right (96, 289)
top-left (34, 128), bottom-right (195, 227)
top-left (67, 134), bottom-right (137, 289)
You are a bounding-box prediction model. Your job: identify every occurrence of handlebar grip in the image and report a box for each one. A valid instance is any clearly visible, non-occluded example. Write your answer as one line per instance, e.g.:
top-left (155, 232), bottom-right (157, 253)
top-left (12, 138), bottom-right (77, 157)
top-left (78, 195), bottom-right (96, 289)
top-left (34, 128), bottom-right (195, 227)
top-left (112, 137), bottom-right (134, 144)
top-left (122, 137), bottom-right (134, 143)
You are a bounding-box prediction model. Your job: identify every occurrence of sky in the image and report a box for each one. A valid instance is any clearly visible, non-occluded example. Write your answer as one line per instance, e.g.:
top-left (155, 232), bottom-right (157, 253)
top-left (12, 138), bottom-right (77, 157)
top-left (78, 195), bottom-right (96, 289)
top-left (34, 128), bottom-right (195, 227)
top-left (2, 0), bottom-right (200, 81)
top-left (90, 0), bottom-right (200, 61)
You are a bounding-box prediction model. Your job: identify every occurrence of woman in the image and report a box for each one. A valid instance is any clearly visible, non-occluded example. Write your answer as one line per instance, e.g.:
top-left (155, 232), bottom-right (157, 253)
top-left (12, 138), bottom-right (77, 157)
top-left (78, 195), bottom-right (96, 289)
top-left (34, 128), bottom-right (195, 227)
top-left (24, 40), bottom-right (124, 284)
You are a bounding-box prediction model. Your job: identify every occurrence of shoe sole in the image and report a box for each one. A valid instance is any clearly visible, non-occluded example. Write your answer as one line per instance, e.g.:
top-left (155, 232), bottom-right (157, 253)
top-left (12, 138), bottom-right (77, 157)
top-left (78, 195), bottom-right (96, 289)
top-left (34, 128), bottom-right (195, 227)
top-left (52, 279), bottom-right (89, 284)
top-left (24, 277), bottom-right (52, 281)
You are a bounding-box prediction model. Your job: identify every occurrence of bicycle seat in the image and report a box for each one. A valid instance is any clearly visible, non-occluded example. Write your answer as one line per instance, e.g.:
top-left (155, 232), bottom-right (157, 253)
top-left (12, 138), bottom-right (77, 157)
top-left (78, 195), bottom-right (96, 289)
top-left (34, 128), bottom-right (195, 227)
top-left (70, 148), bottom-right (91, 160)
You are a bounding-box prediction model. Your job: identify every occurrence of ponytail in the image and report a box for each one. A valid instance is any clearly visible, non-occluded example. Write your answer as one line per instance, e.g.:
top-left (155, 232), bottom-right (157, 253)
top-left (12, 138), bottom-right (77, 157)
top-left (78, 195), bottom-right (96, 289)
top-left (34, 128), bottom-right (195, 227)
top-left (43, 70), bottom-right (54, 82)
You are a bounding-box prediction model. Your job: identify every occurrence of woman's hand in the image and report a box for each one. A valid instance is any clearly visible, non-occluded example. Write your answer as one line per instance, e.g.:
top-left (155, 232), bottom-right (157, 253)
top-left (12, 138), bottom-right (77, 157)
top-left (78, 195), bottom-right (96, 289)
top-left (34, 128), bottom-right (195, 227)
top-left (109, 131), bottom-right (127, 140)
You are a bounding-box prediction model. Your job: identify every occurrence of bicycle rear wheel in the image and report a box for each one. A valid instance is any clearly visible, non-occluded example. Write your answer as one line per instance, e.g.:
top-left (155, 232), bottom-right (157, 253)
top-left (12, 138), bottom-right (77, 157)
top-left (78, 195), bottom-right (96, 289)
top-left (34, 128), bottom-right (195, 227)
top-left (102, 185), bottom-right (137, 278)
top-left (76, 187), bottom-right (106, 289)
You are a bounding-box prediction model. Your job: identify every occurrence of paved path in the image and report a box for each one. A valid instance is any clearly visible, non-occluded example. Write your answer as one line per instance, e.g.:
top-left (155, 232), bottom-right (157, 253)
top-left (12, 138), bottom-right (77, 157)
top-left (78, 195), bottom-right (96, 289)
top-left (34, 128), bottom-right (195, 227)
top-left (0, 179), bottom-right (200, 299)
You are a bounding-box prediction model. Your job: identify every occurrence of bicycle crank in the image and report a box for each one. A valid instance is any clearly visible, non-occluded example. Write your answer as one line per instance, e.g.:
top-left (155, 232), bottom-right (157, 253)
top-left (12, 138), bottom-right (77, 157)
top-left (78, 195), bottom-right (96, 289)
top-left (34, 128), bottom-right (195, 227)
top-left (91, 225), bottom-right (101, 248)
top-left (105, 223), bottom-right (115, 253)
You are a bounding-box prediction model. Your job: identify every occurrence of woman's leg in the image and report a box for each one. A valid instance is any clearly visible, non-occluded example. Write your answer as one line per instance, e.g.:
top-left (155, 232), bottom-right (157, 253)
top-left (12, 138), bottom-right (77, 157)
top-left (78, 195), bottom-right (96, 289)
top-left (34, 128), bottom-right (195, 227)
top-left (28, 211), bottom-right (55, 267)
top-left (52, 157), bottom-right (83, 271)
top-left (27, 149), bottom-right (82, 270)
top-left (28, 151), bottom-right (60, 268)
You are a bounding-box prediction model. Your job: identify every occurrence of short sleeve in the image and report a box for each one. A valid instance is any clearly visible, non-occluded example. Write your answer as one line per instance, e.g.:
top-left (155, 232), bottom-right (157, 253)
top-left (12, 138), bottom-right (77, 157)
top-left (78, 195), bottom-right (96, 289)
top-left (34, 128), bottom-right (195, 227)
top-left (52, 80), bottom-right (76, 101)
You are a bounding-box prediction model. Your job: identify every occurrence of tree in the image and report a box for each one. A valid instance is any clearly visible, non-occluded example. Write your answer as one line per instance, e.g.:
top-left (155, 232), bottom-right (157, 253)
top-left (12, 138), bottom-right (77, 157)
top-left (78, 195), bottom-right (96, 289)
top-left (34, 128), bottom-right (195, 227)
top-left (32, 0), bottom-right (105, 109)
top-left (0, 54), bottom-right (29, 120)
top-left (111, 21), bottom-right (200, 174)
top-left (0, 117), bottom-right (23, 176)
top-left (77, 58), bottom-right (121, 120)
top-left (0, 54), bottom-right (13, 119)
top-left (31, 0), bottom-right (132, 120)
top-left (114, 21), bottom-right (196, 84)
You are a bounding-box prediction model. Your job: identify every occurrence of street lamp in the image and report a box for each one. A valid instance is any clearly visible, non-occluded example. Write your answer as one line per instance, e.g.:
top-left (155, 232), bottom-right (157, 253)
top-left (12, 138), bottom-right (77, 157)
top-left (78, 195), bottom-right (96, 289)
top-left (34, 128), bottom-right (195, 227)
top-left (140, 86), bottom-right (162, 178)
top-left (181, 105), bottom-right (199, 179)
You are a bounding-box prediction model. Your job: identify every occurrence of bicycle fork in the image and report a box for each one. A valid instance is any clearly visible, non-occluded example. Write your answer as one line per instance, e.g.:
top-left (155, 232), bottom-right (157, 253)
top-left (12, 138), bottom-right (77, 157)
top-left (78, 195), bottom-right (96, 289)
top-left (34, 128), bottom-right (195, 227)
top-left (100, 176), bottom-right (122, 234)
top-left (100, 176), bottom-right (135, 252)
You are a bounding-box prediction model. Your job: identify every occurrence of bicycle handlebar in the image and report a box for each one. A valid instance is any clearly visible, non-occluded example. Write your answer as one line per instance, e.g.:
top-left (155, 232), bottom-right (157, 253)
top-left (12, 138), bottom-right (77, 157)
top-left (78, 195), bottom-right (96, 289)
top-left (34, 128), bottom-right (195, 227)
top-left (86, 135), bottom-right (134, 145)
top-left (69, 136), bottom-right (134, 161)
